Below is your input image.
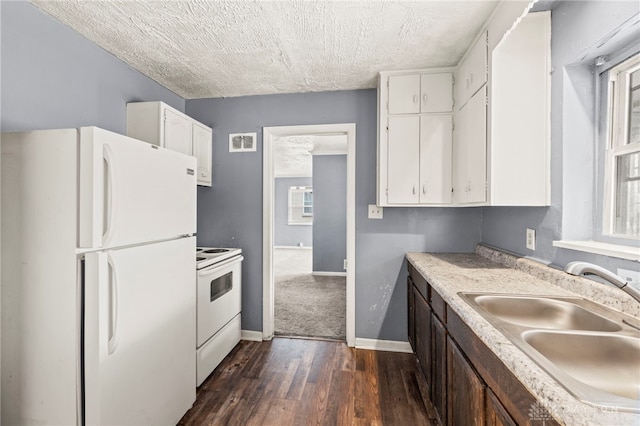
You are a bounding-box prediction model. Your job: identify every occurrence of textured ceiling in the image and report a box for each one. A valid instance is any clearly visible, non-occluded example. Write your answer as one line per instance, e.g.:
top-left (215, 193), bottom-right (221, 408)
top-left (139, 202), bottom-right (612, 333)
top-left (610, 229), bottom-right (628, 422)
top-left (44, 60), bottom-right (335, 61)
top-left (30, 0), bottom-right (499, 99)
top-left (274, 135), bottom-right (347, 177)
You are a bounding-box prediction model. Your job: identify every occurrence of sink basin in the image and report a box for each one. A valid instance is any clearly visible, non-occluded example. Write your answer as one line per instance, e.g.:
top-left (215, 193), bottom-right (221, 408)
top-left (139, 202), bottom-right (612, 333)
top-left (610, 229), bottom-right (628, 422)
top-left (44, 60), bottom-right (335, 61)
top-left (522, 331), bottom-right (640, 401)
top-left (459, 292), bottom-right (640, 412)
top-left (472, 295), bottom-right (622, 332)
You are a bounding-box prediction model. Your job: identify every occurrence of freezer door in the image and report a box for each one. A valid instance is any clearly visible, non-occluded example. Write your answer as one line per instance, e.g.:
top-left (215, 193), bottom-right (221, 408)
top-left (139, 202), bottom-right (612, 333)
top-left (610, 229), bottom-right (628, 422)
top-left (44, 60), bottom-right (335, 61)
top-left (79, 127), bottom-right (196, 249)
top-left (84, 237), bottom-right (196, 425)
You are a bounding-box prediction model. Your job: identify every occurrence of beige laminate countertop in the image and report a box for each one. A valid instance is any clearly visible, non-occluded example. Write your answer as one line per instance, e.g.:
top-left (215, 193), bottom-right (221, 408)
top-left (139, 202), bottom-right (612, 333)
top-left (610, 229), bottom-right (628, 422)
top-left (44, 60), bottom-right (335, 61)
top-left (406, 246), bottom-right (640, 426)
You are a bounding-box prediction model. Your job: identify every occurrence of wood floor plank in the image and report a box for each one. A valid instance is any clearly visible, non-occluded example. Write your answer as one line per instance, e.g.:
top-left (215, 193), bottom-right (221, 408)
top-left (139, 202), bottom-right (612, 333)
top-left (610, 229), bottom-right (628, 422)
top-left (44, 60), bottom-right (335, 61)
top-left (179, 338), bottom-right (431, 426)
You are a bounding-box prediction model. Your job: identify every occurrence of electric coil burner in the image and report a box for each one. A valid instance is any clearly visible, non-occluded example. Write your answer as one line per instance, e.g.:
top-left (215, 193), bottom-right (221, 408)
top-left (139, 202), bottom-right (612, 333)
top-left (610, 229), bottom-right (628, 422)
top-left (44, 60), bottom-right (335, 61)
top-left (196, 247), bottom-right (242, 270)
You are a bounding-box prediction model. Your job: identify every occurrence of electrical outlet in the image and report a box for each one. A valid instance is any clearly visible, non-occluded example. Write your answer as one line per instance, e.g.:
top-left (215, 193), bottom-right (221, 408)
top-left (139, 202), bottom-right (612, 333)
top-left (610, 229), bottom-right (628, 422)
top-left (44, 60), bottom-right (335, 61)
top-left (526, 228), bottom-right (536, 250)
top-left (618, 268), bottom-right (640, 290)
top-left (368, 204), bottom-right (383, 219)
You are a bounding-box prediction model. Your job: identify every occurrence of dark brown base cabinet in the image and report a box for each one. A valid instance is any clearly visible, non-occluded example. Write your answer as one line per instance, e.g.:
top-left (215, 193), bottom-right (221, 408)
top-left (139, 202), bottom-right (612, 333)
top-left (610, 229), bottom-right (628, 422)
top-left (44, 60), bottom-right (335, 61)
top-left (407, 261), bottom-right (559, 426)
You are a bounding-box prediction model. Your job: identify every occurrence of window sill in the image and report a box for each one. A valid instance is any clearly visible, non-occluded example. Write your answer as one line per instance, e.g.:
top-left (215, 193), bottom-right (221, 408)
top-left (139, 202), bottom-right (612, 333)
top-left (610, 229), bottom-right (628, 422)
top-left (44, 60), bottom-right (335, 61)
top-left (553, 240), bottom-right (640, 262)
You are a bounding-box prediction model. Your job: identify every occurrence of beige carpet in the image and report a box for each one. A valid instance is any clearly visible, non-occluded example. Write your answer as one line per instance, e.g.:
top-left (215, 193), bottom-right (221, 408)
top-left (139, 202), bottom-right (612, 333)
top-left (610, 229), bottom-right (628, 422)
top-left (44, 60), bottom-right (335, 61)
top-left (274, 248), bottom-right (346, 340)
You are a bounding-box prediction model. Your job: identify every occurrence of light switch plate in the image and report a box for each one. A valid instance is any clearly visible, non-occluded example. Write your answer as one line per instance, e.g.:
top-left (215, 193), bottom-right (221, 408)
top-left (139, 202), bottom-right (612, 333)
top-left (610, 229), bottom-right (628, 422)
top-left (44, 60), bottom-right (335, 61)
top-left (368, 204), bottom-right (383, 219)
top-left (526, 228), bottom-right (536, 250)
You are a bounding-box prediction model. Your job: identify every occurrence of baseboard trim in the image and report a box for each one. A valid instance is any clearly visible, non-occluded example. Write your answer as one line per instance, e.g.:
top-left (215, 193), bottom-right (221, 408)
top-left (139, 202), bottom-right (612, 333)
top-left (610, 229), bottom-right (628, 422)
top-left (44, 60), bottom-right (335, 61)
top-left (355, 338), bottom-right (413, 353)
top-left (241, 330), bottom-right (263, 341)
top-left (312, 271), bottom-right (347, 277)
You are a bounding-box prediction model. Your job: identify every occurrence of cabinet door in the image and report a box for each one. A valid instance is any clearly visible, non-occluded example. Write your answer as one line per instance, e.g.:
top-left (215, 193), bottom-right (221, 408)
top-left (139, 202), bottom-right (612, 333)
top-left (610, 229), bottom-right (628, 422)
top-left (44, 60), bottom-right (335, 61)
top-left (420, 115), bottom-right (453, 204)
top-left (389, 74), bottom-right (421, 114)
top-left (387, 115), bottom-right (420, 204)
top-left (432, 314), bottom-right (447, 425)
top-left (456, 31), bottom-right (487, 109)
top-left (486, 388), bottom-right (517, 426)
top-left (453, 87), bottom-right (486, 204)
top-left (415, 289), bottom-right (432, 390)
top-left (465, 87), bottom-right (487, 203)
top-left (193, 123), bottom-right (212, 187)
top-left (164, 108), bottom-right (193, 156)
top-left (447, 336), bottom-right (485, 426)
top-left (421, 73), bottom-right (453, 113)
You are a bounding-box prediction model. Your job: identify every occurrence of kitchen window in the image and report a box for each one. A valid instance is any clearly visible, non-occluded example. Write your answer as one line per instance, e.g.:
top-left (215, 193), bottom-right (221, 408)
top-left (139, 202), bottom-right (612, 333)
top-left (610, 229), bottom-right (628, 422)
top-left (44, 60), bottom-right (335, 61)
top-left (604, 53), bottom-right (640, 238)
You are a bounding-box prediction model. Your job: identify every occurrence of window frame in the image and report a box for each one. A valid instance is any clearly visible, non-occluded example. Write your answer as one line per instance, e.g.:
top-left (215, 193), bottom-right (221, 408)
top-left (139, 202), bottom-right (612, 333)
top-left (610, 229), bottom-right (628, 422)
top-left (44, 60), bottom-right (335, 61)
top-left (287, 186), bottom-right (313, 225)
top-left (603, 52), bottom-right (640, 239)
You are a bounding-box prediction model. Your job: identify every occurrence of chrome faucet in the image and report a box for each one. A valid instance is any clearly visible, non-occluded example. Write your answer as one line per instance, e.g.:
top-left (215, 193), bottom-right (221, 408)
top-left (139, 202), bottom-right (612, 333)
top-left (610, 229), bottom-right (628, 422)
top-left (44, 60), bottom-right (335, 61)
top-left (565, 261), bottom-right (640, 304)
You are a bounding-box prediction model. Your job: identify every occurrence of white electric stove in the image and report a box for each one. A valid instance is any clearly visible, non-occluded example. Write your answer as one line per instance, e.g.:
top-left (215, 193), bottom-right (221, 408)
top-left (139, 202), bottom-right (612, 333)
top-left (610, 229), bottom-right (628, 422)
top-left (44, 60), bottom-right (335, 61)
top-left (195, 246), bottom-right (243, 385)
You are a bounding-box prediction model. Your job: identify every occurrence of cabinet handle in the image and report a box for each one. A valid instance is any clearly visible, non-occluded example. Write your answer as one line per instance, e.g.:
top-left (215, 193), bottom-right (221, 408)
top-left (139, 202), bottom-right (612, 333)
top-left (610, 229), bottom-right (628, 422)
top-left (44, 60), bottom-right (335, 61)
top-left (422, 94), bottom-right (428, 104)
top-left (413, 186), bottom-right (417, 195)
top-left (422, 184), bottom-right (427, 194)
top-left (469, 73), bottom-right (474, 85)
top-left (413, 95), bottom-right (418, 104)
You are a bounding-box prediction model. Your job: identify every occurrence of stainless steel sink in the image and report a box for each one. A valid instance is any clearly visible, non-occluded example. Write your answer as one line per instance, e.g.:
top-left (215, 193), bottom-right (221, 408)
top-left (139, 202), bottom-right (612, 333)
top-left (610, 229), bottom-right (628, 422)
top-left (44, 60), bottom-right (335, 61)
top-left (522, 331), bottom-right (640, 401)
top-left (459, 292), bottom-right (640, 412)
top-left (472, 295), bottom-right (621, 331)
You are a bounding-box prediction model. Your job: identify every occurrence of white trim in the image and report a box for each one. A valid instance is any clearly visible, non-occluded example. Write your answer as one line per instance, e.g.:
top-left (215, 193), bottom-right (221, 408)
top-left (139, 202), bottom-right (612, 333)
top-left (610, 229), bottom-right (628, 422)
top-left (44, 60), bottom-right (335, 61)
top-left (311, 271), bottom-right (347, 277)
top-left (553, 240), bottom-right (640, 262)
top-left (241, 330), bottom-right (263, 342)
top-left (263, 123), bottom-right (357, 347)
top-left (355, 338), bottom-right (413, 353)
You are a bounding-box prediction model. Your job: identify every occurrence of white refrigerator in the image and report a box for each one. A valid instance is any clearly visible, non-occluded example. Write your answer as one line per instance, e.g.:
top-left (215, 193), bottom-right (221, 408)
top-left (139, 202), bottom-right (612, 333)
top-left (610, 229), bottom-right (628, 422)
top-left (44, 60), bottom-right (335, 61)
top-left (2, 127), bottom-right (197, 425)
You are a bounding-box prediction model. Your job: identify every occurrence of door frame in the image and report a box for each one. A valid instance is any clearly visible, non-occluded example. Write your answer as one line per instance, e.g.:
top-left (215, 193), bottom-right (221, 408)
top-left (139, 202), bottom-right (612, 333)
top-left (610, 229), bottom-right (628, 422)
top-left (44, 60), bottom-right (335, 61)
top-left (262, 123), bottom-right (356, 347)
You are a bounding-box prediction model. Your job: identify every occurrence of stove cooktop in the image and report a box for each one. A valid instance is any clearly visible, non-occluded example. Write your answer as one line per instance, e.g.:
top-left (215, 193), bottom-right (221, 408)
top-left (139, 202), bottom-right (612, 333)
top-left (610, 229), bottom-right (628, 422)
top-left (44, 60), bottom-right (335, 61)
top-left (196, 247), bottom-right (242, 270)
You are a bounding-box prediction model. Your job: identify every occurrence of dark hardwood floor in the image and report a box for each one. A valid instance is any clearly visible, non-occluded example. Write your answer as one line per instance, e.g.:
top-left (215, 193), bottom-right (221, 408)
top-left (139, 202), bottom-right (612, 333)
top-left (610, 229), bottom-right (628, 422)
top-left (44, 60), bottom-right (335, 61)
top-left (178, 338), bottom-right (437, 425)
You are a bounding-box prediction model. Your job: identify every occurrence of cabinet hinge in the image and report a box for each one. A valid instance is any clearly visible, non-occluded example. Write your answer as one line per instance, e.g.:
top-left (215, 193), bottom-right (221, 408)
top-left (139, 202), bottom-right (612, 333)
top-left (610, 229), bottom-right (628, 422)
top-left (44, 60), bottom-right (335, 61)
top-left (452, 74), bottom-right (455, 86)
top-left (485, 95), bottom-right (489, 106)
top-left (452, 122), bottom-right (455, 131)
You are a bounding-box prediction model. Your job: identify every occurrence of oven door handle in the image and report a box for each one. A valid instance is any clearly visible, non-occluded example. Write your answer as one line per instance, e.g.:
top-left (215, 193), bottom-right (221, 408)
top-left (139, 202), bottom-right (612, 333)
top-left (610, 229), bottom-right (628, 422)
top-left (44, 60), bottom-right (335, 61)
top-left (198, 255), bottom-right (244, 276)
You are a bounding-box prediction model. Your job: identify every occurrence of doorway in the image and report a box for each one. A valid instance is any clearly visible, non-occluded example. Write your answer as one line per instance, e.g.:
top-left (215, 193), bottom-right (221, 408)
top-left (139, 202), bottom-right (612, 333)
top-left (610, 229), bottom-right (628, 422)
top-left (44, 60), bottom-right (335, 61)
top-left (263, 124), bottom-right (356, 346)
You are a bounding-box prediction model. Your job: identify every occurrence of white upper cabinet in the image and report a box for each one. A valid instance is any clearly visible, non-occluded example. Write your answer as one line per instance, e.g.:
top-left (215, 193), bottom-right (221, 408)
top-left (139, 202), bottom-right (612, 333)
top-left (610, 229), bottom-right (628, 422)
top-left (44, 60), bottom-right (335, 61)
top-left (192, 122), bottom-right (213, 186)
top-left (420, 115), bottom-right (453, 204)
top-left (388, 74), bottom-right (421, 114)
top-left (127, 101), bottom-right (213, 187)
top-left (378, 71), bottom-right (454, 206)
top-left (377, 5), bottom-right (550, 208)
top-left (388, 73), bottom-right (454, 115)
top-left (452, 30), bottom-right (489, 205)
top-left (456, 31), bottom-right (488, 109)
top-left (387, 115), bottom-right (421, 204)
top-left (164, 108), bottom-right (192, 156)
top-left (453, 87), bottom-right (487, 204)
top-left (489, 11), bottom-right (551, 206)
top-left (420, 73), bottom-right (454, 113)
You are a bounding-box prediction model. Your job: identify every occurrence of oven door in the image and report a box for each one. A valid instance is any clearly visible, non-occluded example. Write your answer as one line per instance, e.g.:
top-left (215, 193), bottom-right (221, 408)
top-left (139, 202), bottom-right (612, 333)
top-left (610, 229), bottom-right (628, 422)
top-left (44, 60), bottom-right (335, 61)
top-left (196, 256), bottom-right (243, 347)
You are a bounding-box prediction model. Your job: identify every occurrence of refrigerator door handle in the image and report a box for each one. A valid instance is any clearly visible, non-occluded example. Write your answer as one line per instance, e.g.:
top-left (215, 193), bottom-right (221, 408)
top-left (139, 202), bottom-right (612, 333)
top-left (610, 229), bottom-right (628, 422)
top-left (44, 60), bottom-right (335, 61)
top-left (107, 253), bottom-right (119, 355)
top-left (102, 144), bottom-right (115, 247)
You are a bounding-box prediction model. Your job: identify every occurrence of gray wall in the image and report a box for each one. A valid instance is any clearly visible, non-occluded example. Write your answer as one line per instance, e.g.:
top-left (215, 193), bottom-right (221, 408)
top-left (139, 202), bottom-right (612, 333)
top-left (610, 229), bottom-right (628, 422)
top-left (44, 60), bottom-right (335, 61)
top-left (481, 1), bottom-right (640, 273)
top-left (274, 177), bottom-right (312, 247)
top-left (187, 91), bottom-right (482, 340)
top-left (312, 155), bottom-right (347, 273)
top-left (0, 1), bottom-right (184, 134)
